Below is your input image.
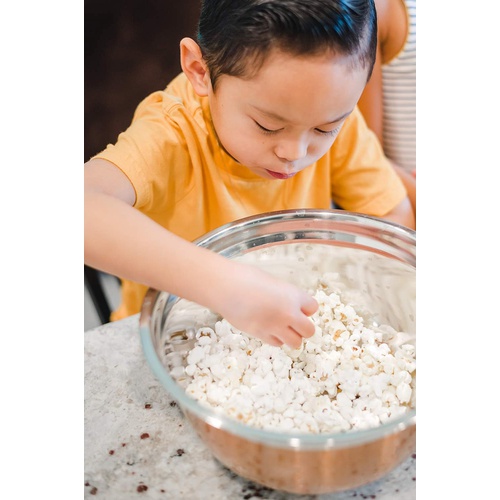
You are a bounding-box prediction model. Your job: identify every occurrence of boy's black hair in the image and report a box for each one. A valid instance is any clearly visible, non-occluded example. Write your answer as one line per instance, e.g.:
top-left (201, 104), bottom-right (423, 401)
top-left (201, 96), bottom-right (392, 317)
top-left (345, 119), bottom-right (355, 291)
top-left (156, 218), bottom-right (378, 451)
top-left (197, 0), bottom-right (377, 89)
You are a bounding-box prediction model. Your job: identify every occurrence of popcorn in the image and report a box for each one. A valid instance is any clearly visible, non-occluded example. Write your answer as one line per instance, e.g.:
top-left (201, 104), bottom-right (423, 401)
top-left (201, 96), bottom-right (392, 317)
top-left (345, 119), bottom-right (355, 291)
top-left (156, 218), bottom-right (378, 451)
top-left (180, 283), bottom-right (416, 434)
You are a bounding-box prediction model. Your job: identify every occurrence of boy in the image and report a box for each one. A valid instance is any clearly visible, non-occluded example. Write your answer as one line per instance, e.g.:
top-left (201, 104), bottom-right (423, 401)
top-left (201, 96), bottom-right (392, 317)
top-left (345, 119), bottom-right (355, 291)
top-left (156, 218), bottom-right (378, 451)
top-left (84, 0), bottom-right (415, 349)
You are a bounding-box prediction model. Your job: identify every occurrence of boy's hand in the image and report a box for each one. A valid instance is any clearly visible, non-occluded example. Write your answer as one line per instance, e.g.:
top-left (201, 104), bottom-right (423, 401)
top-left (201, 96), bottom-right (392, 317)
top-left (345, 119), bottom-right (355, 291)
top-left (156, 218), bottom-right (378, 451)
top-left (215, 261), bottom-right (318, 349)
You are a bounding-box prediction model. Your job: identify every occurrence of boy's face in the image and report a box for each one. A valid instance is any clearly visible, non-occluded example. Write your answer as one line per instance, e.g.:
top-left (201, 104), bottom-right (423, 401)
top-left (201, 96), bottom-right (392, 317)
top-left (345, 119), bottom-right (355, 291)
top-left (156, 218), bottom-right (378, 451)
top-left (208, 49), bottom-right (369, 180)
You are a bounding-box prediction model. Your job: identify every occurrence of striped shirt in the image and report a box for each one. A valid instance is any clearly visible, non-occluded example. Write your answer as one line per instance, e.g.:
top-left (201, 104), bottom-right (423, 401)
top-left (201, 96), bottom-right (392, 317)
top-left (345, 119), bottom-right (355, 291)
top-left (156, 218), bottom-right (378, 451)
top-left (382, 0), bottom-right (416, 173)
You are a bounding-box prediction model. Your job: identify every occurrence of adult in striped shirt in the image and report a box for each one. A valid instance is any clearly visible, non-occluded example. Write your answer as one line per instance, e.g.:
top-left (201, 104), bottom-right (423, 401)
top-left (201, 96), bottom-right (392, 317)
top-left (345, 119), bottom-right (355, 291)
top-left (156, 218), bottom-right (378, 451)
top-left (358, 0), bottom-right (416, 217)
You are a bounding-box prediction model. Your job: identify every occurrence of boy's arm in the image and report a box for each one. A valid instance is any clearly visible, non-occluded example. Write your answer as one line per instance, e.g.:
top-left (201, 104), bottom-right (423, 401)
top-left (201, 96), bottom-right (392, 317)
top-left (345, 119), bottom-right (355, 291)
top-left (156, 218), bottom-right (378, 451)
top-left (391, 163), bottom-right (416, 217)
top-left (85, 158), bottom-right (318, 348)
top-left (381, 196), bottom-right (415, 230)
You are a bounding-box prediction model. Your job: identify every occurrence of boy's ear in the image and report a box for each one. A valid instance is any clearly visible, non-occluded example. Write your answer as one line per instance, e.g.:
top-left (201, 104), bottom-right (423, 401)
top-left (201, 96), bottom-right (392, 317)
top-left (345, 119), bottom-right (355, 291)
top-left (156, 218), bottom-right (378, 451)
top-left (180, 37), bottom-right (210, 96)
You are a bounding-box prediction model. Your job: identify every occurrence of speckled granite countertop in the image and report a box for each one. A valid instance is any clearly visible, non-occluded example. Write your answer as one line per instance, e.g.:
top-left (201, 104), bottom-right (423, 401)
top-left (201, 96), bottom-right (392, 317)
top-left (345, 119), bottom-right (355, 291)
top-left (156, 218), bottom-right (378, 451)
top-left (84, 315), bottom-right (416, 499)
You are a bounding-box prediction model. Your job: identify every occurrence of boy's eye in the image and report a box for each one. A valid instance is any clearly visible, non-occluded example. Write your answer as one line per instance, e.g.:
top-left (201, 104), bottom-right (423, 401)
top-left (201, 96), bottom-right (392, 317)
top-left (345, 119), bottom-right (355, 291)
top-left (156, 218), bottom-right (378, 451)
top-left (254, 120), bottom-right (342, 137)
top-left (254, 121), bottom-right (282, 135)
top-left (315, 125), bottom-right (341, 136)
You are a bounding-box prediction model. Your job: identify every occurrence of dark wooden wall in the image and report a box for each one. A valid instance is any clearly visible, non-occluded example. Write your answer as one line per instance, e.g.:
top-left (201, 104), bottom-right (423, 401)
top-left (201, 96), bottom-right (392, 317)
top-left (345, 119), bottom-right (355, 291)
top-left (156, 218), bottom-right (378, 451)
top-left (85, 0), bottom-right (201, 162)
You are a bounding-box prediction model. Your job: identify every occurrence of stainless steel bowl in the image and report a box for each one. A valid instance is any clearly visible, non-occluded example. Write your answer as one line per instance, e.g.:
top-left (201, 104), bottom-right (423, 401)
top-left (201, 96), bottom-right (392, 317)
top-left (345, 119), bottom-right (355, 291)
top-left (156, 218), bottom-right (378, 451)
top-left (140, 209), bottom-right (416, 494)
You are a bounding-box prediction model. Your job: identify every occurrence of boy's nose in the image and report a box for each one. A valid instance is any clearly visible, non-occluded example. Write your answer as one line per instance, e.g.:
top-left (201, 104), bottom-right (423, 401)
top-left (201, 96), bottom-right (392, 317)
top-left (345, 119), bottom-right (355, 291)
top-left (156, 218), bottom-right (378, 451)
top-left (274, 137), bottom-right (308, 163)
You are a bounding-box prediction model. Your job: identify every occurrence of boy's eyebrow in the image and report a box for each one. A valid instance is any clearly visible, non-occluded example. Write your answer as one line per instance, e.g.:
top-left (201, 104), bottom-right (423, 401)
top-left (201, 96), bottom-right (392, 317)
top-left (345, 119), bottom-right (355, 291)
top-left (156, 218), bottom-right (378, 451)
top-left (250, 105), bottom-right (353, 125)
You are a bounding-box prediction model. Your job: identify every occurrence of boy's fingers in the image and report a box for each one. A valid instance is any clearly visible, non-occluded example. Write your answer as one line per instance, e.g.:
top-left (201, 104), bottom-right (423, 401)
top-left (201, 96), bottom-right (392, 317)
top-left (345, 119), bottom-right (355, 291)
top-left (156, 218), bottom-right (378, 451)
top-left (267, 335), bottom-right (283, 347)
top-left (292, 313), bottom-right (315, 339)
top-left (301, 295), bottom-right (319, 316)
top-left (285, 328), bottom-right (304, 349)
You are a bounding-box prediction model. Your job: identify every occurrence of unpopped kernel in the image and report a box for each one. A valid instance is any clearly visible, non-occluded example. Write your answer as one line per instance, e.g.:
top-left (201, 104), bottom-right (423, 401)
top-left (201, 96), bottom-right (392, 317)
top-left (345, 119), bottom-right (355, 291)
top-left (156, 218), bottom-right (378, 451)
top-left (182, 283), bottom-right (416, 434)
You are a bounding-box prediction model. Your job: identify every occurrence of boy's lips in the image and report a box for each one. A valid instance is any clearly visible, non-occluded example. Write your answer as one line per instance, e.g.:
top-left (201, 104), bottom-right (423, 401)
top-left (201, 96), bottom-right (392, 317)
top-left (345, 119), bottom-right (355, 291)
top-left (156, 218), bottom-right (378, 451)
top-left (265, 169), bottom-right (296, 180)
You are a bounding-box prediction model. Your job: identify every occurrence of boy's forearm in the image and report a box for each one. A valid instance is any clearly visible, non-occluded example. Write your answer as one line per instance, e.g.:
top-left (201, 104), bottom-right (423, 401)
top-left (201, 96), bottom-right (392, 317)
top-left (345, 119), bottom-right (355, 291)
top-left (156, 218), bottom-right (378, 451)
top-left (392, 163), bottom-right (416, 216)
top-left (382, 196), bottom-right (415, 230)
top-left (85, 191), bottom-right (318, 348)
top-left (84, 191), bottom-right (232, 311)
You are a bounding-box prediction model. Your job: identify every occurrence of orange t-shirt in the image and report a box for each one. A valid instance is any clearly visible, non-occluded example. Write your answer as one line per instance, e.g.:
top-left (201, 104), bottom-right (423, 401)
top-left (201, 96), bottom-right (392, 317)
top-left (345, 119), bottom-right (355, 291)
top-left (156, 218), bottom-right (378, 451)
top-left (94, 73), bottom-right (406, 320)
